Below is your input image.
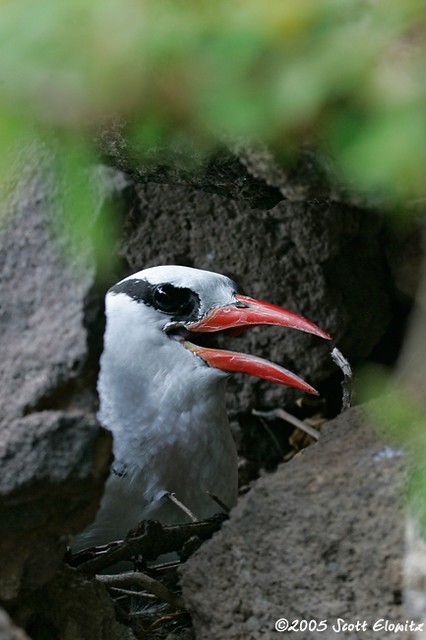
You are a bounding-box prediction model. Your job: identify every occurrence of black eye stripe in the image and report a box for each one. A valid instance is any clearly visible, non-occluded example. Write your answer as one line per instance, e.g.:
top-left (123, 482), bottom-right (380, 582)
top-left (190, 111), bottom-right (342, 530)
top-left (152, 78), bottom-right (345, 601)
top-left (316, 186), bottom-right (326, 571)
top-left (109, 278), bottom-right (200, 322)
top-left (109, 278), bottom-right (151, 302)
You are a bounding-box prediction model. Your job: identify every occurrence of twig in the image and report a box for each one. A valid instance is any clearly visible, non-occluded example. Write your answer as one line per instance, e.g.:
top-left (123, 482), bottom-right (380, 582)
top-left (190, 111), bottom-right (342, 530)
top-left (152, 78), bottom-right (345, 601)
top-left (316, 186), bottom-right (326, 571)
top-left (97, 572), bottom-right (185, 610)
top-left (257, 417), bottom-right (284, 455)
top-left (206, 491), bottom-right (230, 513)
top-left (252, 408), bottom-right (321, 441)
top-left (166, 492), bottom-right (198, 522)
top-left (330, 347), bottom-right (353, 411)
top-left (148, 560), bottom-right (181, 573)
top-left (69, 514), bottom-right (227, 575)
top-left (138, 611), bottom-right (183, 632)
top-left (109, 587), bottom-right (157, 598)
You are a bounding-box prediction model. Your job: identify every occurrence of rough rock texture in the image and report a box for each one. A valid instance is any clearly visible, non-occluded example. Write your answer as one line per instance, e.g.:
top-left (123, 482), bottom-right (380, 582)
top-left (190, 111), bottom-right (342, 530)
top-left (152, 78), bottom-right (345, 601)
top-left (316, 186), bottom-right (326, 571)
top-left (117, 179), bottom-right (391, 414)
top-left (0, 149), bottom-right (132, 638)
top-left (17, 566), bottom-right (134, 640)
top-left (0, 412), bottom-right (111, 601)
top-left (98, 135), bottom-right (422, 417)
top-left (405, 517), bottom-right (426, 639)
top-left (397, 251), bottom-right (426, 401)
top-left (0, 174), bottom-right (90, 423)
top-left (181, 406), bottom-right (408, 640)
top-left (98, 125), bottom-right (284, 210)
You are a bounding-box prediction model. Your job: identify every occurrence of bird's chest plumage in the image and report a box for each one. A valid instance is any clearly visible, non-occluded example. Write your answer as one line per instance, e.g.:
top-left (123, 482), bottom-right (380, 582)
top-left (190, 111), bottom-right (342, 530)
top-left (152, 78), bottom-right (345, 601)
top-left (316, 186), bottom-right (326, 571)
top-left (122, 403), bottom-right (237, 521)
top-left (94, 357), bottom-right (237, 539)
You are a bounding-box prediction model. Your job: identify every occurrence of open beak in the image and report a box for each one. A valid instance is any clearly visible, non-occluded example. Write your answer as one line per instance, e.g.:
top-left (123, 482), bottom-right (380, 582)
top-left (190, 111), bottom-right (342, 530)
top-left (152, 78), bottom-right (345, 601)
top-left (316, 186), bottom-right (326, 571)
top-left (183, 294), bottom-right (331, 395)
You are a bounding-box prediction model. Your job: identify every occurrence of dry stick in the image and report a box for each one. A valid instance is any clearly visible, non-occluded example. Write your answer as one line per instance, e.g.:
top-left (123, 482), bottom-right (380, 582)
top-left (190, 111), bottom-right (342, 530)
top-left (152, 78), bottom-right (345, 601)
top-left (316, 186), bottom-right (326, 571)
top-left (109, 586), bottom-right (157, 599)
top-left (330, 347), bottom-right (353, 411)
top-left (98, 572), bottom-right (185, 610)
top-left (73, 515), bottom-right (227, 576)
top-left (257, 417), bottom-right (284, 455)
top-left (252, 408), bottom-right (321, 441)
top-left (206, 491), bottom-right (230, 513)
top-left (149, 560), bottom-right (182, 573)
top-left (131, 612), bottom-right (180, 628)
top-left (166, 492), bottom-right (198, 522)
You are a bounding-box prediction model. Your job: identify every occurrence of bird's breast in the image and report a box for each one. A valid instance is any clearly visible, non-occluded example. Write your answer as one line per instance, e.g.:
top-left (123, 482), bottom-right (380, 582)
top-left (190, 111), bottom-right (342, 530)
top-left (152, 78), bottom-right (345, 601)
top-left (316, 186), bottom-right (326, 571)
top-left (98, 366), bottom-right (238, 523)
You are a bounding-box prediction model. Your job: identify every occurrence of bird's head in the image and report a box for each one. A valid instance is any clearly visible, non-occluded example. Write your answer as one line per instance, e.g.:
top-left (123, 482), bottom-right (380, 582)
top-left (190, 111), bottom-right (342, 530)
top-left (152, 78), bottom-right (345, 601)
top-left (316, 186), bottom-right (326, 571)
top-left (103, 265), bottom-right (331, 396)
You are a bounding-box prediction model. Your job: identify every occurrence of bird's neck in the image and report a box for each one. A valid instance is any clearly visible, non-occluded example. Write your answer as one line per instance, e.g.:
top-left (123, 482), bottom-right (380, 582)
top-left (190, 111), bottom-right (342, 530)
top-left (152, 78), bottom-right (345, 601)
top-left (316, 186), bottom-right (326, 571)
top-left (97, 338), bottom-right (229, 465)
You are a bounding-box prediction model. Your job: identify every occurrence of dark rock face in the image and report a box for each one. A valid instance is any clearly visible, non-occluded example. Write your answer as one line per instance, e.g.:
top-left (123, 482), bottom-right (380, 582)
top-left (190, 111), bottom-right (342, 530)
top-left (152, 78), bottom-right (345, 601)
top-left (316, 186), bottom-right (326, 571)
top-left (0, 412), bottom-right (111, 598)
top-left (102, 134), bottom-right (395, 405)
top-left (181, 406), bottom-right (407, 640)
top-left (117, 179), bottom-right (391, 413)
top-left (21, 566), bottom-right (133, 640)
top-left (0, 151), bottom-right (123, 636)
top-left (0, 174), bottom-right (90, 424)
top-left (98, 126), bottom-right (284, 210)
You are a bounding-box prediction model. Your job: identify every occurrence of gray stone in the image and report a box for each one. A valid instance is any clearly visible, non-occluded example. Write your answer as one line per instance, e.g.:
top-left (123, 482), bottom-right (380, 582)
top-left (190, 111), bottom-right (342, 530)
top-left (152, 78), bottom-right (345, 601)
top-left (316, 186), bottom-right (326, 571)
top-left (0, 147), bottom-right (113, 615)
top-left (25, 566), bottom-right (134, 640)
top-left (181, 406), bottom-right (407, 639)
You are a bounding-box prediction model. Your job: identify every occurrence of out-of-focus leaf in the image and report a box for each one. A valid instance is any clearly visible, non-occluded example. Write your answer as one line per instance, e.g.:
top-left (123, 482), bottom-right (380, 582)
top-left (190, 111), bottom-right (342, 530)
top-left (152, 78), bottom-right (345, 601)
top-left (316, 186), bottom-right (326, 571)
top-left (52, 136), bottom-right (117, 273)
top-left (333, 106), bottom-right (426, 201)
top-left (0, 0), bottom-right (426, 261)
top-left (359, 365), bottom-right (426, 444)
top-left (360, 365), bottom-right (426, 533)
top-left (0, 110), bottom-right (39, 225)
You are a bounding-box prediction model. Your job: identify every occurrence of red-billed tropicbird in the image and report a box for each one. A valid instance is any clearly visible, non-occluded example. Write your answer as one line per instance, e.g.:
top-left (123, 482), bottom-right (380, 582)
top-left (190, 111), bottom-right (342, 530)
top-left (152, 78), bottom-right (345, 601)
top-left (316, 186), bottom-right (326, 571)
top-left (75, 265), bottom-right (330, 549)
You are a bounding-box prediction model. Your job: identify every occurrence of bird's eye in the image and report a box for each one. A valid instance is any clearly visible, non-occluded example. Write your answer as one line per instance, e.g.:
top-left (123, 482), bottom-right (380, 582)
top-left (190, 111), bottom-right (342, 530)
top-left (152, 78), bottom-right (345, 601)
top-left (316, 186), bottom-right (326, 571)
top-left (153, 284), bottom-right (195, 315)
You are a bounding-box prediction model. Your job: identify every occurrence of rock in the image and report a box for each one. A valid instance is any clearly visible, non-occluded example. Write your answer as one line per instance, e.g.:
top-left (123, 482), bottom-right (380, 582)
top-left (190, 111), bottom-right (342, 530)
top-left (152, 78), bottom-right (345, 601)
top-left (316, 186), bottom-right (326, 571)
top-left (0, 147), bottom-right (113, 620)
top-left (101, 131), bottom-right (399, 399)
top-left (0, 168), bottom-right (90, 424)
top-left (97, 131), bottom-right (424, 416)
top-left (181, 406), bottom-right (408, 639)
top-left (397, 254), bottom-right (426, 402)
top-left (21, 566), bottom-right (135, 640)
top-left (117, 177), bottom-right (391, 413)
top-left (405, 517), bottom-right (426, 637)
top-left (0, 412), bottom-right (111, 601)
top-left (100, 136), bottom-right (414, 484)
top-left (98, 124), bottom-right (284, 210)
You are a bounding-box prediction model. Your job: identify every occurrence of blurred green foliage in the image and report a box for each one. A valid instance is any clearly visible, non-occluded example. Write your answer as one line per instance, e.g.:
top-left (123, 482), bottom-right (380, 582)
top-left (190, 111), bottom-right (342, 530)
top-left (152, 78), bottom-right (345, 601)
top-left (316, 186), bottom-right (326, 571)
top-left (1, 0), bottom-right (425, 204)
top-left (360, 366), bottom-right (426, 530)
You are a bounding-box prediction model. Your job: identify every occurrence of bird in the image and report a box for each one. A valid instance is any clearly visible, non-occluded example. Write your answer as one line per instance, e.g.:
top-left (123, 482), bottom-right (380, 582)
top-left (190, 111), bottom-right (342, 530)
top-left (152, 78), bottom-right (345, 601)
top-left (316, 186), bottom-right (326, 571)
top-left (74, 265), bottom-right (331, 550)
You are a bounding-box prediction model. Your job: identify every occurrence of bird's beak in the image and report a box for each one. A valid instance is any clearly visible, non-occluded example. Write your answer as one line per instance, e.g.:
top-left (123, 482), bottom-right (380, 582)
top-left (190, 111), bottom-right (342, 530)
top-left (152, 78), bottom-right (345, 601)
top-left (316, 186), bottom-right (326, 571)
top-left (184, 294), bottom-right (331, 395)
